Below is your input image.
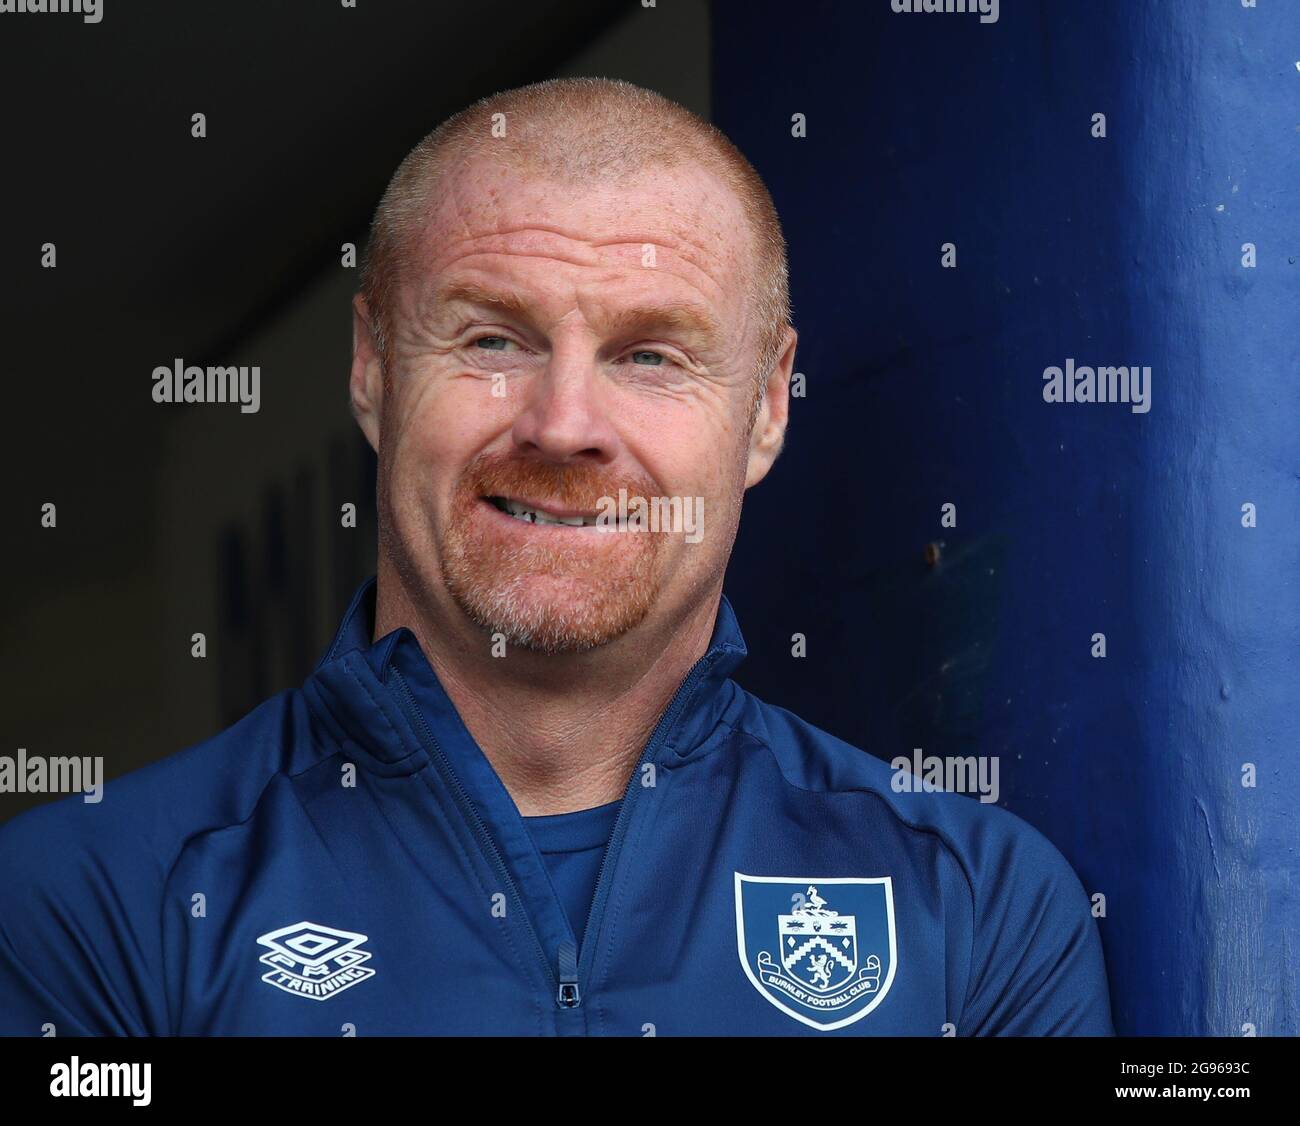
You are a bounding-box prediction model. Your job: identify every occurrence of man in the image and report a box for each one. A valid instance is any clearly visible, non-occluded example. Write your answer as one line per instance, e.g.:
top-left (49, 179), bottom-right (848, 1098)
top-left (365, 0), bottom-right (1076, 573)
top-left (0, 78), bottom-right (1112, 1035)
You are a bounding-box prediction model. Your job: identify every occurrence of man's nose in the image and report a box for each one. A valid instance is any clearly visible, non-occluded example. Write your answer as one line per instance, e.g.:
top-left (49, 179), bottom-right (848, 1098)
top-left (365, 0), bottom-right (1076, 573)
top-left (510, 349), bottom-right (618, 463)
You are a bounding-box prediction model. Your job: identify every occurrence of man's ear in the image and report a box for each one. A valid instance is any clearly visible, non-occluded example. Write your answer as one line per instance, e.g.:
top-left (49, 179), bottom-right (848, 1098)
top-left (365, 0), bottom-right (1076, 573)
top-left (744, 325), bottom-right (797, 489)
top-left (350, 294), bottom-right (384, 453)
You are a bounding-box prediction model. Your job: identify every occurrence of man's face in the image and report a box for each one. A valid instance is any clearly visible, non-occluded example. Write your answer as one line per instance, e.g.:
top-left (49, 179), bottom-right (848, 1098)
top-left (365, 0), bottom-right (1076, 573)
top-left (355, 156), bottom-right (787, 654)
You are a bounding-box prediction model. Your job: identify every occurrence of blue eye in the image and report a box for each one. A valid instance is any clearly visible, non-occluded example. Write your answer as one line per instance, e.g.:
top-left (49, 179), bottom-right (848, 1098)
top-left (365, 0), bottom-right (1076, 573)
top-left (475, 336), bottom-right (511, 351)
top-left (631, 350), bottom-right (665, 366)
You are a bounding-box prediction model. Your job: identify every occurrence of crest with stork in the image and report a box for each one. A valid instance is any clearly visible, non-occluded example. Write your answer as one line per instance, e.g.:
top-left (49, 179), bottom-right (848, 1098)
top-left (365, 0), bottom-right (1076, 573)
top-left (735, 873), bottom-right (897, 1030)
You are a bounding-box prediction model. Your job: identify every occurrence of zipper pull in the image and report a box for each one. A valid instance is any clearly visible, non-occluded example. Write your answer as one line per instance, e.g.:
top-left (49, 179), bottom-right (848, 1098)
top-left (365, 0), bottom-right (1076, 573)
top-left (556, 939), bottom-right (581, 1009)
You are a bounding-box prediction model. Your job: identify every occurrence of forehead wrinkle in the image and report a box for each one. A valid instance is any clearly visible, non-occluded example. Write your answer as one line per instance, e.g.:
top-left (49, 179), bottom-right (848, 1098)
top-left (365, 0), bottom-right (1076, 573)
top-left (415, 226), bottom-right (603, 275)
top-left (426, 166), bottom-right (747, 270)
top-left (434, 243), bottom-right (602, 274)
top-left (419, 272), bottom-right (723, 348)
top-left (406, 188), bottom-right (750, 342)
top-left (430, 221), bottom-right (730, 274)
top-left (588, 224), bottom-right (737, 265)
top-left (409, 239), bottom-right (736, 332)
top-left (589, 231), bottom-right (734, 270)
top-left (586, 235), bottom-right (738, 313)
top-left (433, 195), bottom-right (741, 285)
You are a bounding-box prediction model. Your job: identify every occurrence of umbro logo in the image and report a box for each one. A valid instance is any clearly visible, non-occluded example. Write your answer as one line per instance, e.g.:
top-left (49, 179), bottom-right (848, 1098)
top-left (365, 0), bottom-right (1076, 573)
top-left (256, 921), bottom-right (376, 1001)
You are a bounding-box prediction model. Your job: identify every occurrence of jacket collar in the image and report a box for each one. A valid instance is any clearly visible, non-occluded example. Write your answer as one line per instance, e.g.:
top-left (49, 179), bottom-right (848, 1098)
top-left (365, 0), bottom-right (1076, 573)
top-left (304, 575), bottom-right (749, 775)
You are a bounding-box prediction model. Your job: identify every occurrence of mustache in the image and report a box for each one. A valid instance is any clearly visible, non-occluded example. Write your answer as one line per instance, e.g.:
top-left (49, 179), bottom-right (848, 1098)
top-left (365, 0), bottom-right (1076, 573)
top-left (460, 453), bottom-right (658, 511)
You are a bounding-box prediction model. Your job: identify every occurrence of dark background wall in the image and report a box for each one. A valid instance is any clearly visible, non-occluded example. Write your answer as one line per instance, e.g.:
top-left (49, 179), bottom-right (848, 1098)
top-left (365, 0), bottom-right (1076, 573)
top-left (714, 0), bottom-right (1298, 1035)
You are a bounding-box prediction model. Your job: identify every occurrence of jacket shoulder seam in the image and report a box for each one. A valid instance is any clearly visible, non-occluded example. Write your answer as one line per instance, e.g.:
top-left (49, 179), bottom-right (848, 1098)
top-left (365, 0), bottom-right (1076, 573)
top-left (158, 748), bottom-right (340, 1033)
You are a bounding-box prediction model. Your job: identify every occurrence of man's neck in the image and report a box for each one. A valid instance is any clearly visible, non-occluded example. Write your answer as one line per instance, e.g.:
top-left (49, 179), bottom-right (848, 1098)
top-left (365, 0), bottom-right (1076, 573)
top-left (373, 561), bottom-right (722, 816)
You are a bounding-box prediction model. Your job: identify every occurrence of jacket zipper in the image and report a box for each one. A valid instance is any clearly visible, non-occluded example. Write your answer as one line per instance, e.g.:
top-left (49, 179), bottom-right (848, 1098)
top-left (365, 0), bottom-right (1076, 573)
top-left (391, 647), bottom-right (726, 1016)
top-left (575, 649), bottom-right (723, 990)
top-left (389, 668), bottom-right (562, 1005)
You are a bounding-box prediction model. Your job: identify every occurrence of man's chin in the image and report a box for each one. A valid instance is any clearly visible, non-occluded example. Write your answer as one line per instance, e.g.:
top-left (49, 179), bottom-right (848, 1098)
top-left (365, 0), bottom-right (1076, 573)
top-left (448, 576), bottom-right (657, 655)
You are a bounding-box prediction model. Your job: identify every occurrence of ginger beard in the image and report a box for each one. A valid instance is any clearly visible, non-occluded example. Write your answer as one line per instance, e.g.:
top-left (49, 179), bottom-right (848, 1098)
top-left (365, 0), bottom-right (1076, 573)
top-left (438, 451), bottom-right (667, 654)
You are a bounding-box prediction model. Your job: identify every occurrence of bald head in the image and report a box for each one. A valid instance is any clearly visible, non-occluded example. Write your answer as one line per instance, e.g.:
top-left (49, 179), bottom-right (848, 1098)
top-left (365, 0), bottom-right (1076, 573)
top-left (360, 77), bottom-right (791, 401)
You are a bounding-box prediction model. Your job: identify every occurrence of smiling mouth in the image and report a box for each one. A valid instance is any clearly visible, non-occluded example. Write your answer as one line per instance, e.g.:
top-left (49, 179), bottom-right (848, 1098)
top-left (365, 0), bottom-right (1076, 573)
top-left (485, 496), bottom-right (605, 527)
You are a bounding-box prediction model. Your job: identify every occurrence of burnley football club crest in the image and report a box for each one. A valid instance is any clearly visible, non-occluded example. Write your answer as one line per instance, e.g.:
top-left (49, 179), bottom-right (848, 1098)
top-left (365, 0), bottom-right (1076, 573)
top-left (734, 874), bottom-right (897, 1030)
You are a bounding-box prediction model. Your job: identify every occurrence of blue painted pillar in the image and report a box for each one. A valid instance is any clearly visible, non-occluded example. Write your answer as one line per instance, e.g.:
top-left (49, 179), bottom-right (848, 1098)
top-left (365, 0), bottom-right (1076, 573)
top-left (713, 0), bottom-right (1298, 1034)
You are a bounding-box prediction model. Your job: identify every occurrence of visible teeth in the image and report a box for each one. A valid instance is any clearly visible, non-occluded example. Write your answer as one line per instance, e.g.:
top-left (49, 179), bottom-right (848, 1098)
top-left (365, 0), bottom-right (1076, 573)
top-left (500, 499), bottom-right (595, 527)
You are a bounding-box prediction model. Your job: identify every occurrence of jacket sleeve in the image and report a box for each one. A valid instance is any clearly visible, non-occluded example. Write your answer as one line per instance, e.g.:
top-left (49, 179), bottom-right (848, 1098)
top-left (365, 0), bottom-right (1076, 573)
top-left (958, 820), bottom-right (1114, 1036)
top-left (0, 795), bottom-right (170, 1037)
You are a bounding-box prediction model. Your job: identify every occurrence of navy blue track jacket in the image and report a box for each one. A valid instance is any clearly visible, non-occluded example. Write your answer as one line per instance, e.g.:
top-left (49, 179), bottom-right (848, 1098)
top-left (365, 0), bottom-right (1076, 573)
top-left (0, 577), bottom-right (1113, 1035)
